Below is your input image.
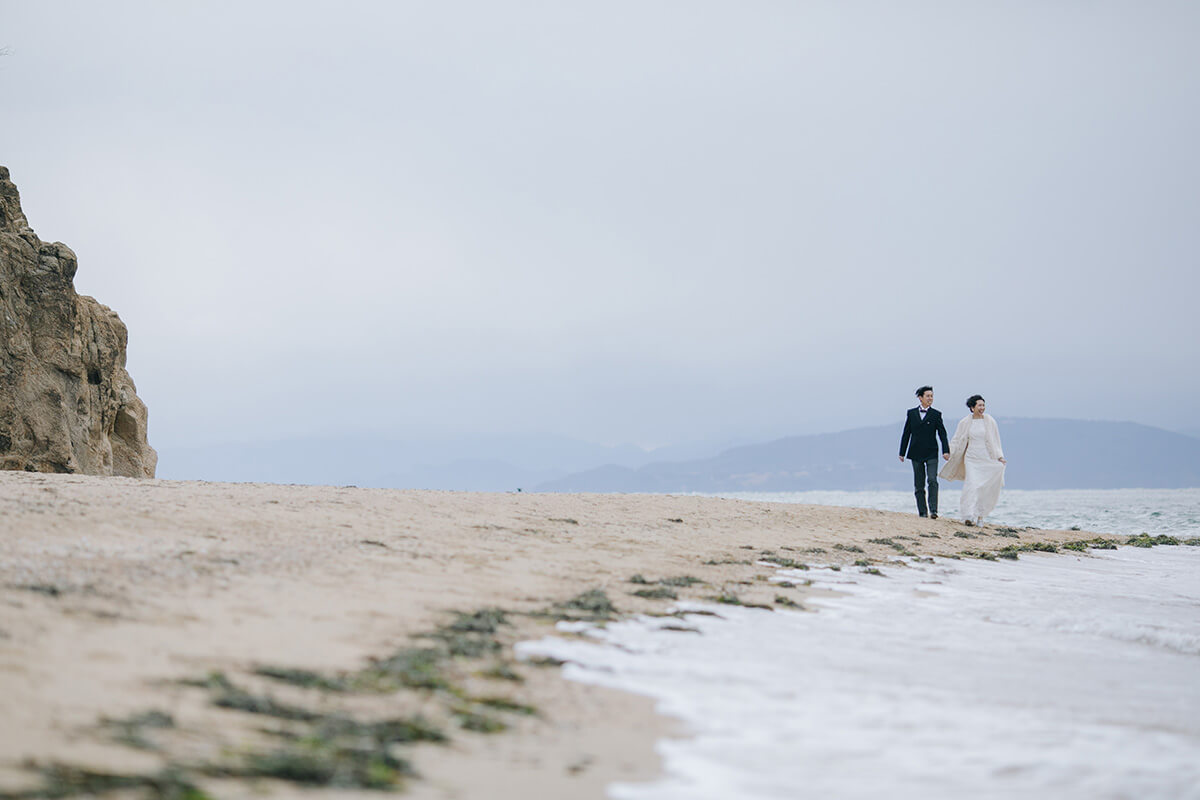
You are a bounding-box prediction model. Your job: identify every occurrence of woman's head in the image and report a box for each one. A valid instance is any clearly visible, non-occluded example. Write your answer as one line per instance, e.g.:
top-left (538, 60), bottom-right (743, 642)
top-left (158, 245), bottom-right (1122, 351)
top-left (966, 394), bottom-right (985, 412)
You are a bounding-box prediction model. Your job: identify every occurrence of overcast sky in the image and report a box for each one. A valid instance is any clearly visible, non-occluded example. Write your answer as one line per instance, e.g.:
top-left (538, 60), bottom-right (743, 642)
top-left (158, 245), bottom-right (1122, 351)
top-left (2, 1), bottom-right (1198, 452)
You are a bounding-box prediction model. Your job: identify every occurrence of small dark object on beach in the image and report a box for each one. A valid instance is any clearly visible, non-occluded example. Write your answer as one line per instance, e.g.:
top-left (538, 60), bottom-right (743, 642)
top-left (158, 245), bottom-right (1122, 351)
top-left (480, 662), bottom-right (524, 682)
top-left (212, 683), bottom-right (322, 723)
top-left (632, 587), bottom-right (677, 600)
top-left (833, 544), bottom-right (864, 553)
top-left (421, 608), bottom-right (509, 658)
top-left (453, 708), bottom-right (508, 733)
top-left (254, 666), bottom-right (349, 692)
top-left (469, 696), bottom-right (537, 716)
top-left (359, 539), bottom-right (388, 548)
top-left (629, 574), bottom-right (649, 584)
top-left (15, 583), bottom-right (63, 597)
top-left (659, 575), bottom-right (704, 587)
top-left (100, 710), bottom-right (175, 751)
top-left (774, 595), bottom-right (803, 608)
top-left (554, 588), bottom-right (618, 621)
top-left (954, 531), bottom-right (976, 539)
top-left (361, 647), bottom-right (451, 690)
top-left (442, 608), bottom-right (509, 635)
top-left (667, 518), bottom-right (684, 523)
top-left (526, 656), bottom-right (566, 668)
top-left (1069, 525), bottom-right (1082, 531)
top-left (758, 553), bottom-right (809, 569)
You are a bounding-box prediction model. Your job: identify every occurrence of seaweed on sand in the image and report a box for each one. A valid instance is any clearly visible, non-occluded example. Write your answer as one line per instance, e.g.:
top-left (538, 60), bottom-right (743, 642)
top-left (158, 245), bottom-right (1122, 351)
top-left (1127, 533), bottom-right (1180, 548)
top-left (757, 552), bottom-right (810, 570)
top-left (706, 593), bottom-right (773, 611)
top-left (213, 739), bottom-right (412, 790)
top-left (1, 763), bottom-right (210, 800)
top-left (100, 709), bottom-right (175, 751)
top-left (358, 647), bottom-right (452, 691)
top-left (631, 587), bottom-right (677, 600)
top-left (253, 666), bottom-right (351, 692)
top-left (547, 588), bottom-right (618, 621)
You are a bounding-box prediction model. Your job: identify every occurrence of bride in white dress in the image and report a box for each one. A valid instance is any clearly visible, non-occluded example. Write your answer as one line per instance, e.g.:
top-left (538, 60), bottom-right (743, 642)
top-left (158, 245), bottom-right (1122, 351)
top-left (938, 395), bottom-right (1006, 526)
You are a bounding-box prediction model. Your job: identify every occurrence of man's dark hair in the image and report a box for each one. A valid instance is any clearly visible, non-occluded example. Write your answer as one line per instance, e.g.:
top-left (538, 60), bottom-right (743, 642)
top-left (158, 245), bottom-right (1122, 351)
top-left (915, 385), bottom-right (933, 398)
top-left (966, 394), bottom-right (985, 410)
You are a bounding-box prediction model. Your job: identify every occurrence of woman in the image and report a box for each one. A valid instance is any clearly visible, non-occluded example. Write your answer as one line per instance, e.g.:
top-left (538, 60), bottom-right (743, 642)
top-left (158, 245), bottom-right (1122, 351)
top-left (939, 395), bottom-right (1006, 526)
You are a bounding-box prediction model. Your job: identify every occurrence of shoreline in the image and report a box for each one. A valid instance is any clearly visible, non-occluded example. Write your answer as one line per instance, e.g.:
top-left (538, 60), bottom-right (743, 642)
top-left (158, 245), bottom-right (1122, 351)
top-left (0, 472), bottom-right (1122, 798)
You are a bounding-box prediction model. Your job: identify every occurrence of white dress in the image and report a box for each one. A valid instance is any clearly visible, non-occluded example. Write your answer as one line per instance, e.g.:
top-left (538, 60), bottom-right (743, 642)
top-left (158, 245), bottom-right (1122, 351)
top-left (960, 418), bottom-right (1005, 522)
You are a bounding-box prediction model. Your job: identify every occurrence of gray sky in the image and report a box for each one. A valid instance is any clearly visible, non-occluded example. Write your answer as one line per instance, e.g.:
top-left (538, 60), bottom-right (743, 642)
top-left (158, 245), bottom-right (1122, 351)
top-left (3, 1), bottom-right (1198, 451)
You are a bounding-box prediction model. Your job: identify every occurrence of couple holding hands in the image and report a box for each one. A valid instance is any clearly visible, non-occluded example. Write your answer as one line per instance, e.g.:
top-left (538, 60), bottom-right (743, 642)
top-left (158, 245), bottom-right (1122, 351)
top-left (899, 386), bottom-right (1006, 526)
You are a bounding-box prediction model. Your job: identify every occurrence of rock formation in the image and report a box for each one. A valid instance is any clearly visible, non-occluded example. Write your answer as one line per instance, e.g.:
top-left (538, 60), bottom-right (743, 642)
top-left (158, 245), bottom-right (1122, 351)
top-left (0, 166), bottom-right (156, 477)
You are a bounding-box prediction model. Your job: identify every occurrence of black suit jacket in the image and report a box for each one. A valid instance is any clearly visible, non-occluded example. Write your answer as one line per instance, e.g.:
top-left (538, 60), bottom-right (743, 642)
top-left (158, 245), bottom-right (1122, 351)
top-left (900, 407), bottom-right (950, 461)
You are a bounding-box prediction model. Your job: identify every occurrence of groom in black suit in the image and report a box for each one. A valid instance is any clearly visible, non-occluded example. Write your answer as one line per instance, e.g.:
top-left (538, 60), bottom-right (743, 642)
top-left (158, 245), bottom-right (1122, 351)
top-left (899, 385), bottom-right (951, 518)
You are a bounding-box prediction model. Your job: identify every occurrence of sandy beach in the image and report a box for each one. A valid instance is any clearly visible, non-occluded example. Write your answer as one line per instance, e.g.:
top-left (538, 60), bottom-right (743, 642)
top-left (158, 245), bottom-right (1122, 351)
top-left (0, 472), bottom-right (1114, 799)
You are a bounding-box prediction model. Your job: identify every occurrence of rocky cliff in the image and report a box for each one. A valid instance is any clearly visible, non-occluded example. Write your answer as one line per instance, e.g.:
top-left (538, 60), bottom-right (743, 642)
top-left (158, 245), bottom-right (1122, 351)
top-left (0, 166), bottom-right (156, 477)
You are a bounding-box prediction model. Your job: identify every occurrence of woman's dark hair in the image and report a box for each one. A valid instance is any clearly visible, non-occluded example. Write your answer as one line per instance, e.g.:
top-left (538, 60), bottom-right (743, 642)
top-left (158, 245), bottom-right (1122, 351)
top-left (966, 394), bottom-right (985, 410)
top-left (915, 385), bottom-right (933, 398)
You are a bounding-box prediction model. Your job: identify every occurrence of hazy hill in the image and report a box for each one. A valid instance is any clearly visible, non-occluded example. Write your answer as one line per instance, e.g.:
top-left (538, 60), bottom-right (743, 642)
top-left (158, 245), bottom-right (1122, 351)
top-left (536, 419), bottom-right (1200, 492)
top-left (155, 433), bottom-right (745, 490)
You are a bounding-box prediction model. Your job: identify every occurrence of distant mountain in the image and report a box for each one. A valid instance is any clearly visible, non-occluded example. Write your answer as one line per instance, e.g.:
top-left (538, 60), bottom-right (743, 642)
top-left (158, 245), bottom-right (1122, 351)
top-left (155, 432), bottom-right (744, 490)
top-left (536, 419), bottom-right (1200, 492)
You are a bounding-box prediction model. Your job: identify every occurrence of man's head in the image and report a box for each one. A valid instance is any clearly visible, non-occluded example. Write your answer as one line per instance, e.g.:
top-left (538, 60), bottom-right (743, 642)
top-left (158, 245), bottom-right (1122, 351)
top-left (915, 386), bottom-right (934, 408)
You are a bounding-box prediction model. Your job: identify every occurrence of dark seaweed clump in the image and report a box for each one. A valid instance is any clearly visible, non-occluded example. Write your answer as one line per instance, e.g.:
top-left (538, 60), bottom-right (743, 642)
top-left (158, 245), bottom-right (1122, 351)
top-left (1127, 533), bottom-right (1180, 548)
top-left (550, 588), bottom-right (617, 621)
top-left (632, 587), bottom-right (677, 600)
top-left (0, 764), bottom-right (210, 800)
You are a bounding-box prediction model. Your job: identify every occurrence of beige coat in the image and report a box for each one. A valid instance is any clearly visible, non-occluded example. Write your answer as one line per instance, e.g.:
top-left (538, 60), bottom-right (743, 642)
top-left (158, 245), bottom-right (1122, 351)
top-left (939, 413), bottom-right (1004, 482)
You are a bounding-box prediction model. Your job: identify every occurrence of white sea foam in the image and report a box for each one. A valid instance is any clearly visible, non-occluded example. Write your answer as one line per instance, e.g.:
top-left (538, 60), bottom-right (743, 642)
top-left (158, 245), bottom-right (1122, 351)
top-left (518, 545), bottom-right (1200, 799)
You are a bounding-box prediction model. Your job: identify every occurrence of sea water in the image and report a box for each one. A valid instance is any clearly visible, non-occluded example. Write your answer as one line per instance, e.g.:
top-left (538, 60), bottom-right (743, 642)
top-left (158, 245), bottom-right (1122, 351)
top-left (710, 487), bottom-right (1200, 537)
top-left (516, 490), bottom-right (1200, 799)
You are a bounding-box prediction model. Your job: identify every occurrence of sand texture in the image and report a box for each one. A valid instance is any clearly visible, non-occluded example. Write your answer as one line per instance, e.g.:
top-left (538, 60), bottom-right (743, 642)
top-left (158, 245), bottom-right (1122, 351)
top-left (0, 472), bottom-right (1111, 798)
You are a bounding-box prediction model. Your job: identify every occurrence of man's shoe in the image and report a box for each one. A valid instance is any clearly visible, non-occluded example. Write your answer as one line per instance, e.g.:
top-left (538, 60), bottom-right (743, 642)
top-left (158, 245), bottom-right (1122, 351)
top-left (930, 513), bottom-right (938, 520)
top-left (919, 513), bottom-right (928, 518)
top-left (963, 519), bottom-right (974, 527)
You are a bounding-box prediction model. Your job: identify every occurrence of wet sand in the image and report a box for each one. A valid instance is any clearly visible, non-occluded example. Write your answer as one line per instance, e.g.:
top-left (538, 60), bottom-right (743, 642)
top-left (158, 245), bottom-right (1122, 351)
top-left (0, 472), bottom-right (1107, 799)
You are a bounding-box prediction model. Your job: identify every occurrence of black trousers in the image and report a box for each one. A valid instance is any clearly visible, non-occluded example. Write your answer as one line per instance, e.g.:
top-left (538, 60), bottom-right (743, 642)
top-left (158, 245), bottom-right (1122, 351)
top-left (911, 457), bottom-right (939, 516)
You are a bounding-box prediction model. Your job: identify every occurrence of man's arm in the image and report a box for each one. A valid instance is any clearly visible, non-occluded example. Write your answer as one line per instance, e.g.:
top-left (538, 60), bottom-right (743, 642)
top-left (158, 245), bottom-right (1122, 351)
top-left (937, 415), bottom-right (951, 460)
top-left (899, 413), bottom-right (912, 461)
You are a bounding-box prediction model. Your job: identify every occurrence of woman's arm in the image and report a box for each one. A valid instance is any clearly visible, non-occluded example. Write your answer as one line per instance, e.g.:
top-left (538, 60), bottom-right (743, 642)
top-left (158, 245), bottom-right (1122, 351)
top-left (989, 416), bottom-right (1005, 461)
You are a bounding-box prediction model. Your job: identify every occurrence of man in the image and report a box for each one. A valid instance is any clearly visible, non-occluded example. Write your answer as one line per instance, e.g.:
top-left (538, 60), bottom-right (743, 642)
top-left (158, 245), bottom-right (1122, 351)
top-left (899, 385), bottom-right (951, 518)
